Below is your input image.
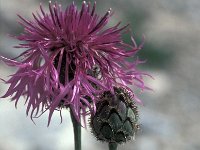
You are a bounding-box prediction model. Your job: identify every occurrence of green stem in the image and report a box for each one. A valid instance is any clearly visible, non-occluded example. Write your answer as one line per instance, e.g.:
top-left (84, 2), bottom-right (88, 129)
top-left (70, 110), bottom-right (82, 150)
top-left (109, 142), bottom-right (118, 150)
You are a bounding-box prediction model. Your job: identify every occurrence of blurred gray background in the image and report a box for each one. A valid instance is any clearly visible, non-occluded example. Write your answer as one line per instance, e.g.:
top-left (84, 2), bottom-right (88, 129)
top-left (0, 0), bottom-right (200, 150)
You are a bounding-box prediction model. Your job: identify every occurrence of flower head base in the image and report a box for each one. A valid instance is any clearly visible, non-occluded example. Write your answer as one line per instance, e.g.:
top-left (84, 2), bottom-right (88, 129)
top-left (1, 1), bottom-right (150, 126)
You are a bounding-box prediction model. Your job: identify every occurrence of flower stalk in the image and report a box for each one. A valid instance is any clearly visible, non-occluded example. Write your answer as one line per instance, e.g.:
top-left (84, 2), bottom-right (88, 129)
top-left (70, 109), bottom-right (82, 150)
top-left (109, 142), bottom-right (118, 150)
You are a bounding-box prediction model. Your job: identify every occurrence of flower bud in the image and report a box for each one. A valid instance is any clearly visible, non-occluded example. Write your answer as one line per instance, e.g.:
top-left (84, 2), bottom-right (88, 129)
top-left (90, 87), bottom-right (140, 144)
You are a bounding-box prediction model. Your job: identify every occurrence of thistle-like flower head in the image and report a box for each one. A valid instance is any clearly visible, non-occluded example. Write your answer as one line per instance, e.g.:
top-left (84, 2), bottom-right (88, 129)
top-left (1, 1), bottom-right (150, 126)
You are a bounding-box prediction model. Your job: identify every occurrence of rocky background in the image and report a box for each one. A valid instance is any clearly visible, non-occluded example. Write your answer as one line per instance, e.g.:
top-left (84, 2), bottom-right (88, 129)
top-left (0, 0), bottom-right (200, 150)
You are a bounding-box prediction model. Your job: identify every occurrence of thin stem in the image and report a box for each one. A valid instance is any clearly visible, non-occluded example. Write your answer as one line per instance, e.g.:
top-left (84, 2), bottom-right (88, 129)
top-left (109, 142), bottom-right (118, 150)
top-left (70, 110), bottom-right (82, 150)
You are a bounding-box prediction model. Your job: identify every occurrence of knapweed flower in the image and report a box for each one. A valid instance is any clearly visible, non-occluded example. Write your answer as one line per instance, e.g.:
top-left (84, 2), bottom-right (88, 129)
top-left (1, 1), bottom-right (150, 126)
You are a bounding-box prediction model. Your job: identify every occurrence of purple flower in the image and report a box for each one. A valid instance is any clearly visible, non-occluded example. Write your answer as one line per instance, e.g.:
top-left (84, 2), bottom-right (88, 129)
top-left (1, 1), bottom-right (150, 126)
